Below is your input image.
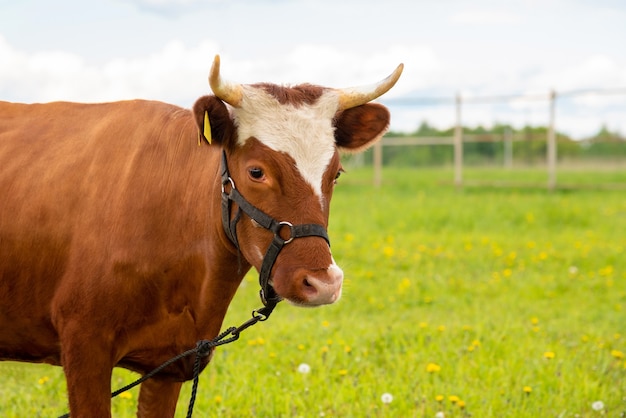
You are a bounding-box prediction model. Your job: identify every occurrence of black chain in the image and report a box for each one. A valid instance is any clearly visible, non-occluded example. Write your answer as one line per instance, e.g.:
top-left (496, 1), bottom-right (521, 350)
top-left (58, 302), bottom-right (277, 418)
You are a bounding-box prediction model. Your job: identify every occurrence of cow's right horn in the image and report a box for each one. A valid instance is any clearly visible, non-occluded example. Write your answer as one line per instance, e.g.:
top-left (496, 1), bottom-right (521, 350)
top-left (209, 55), bottom-right (244, 108)
top-left (336, 63), bottom-right (404, 111)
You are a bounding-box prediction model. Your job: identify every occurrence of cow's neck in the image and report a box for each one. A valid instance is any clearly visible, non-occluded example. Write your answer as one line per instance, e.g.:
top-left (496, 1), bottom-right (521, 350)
top-left (170, 146), bottom-right (252, 343)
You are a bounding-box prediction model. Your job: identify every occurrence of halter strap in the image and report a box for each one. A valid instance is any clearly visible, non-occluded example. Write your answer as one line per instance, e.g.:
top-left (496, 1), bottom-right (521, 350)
top-left (220, 150), bottom-right (330, 306)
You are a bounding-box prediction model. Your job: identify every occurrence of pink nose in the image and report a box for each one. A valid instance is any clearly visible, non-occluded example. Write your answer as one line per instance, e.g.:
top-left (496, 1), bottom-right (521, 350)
top-left (298, 265), bottom-right (343, 306)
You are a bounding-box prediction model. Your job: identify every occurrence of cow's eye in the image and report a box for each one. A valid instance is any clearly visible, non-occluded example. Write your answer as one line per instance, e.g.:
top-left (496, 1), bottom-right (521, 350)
top-left (248, 167), bottom-right (265, 180)
top-left (334, 169), bottom-right (344, 185)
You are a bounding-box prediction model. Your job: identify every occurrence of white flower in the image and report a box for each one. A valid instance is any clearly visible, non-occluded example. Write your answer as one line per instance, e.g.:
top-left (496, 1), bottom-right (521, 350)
top-left (591, 400), bottom-right (604, 411)
top-left (569, 266), bottom-right (579, 275)
top-left (381, 393), bottom-right (393, 404)
top-left (435, 412), bottom-right (445, 418)
top-left (297, 363), bottom-right (311, 374)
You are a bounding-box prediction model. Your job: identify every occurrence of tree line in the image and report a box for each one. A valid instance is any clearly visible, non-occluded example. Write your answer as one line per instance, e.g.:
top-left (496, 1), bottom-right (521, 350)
top-left (362, 122), bottom-right (626, 167)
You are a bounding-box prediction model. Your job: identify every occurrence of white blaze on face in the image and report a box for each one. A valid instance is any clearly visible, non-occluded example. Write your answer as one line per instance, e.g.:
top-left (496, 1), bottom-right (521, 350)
top-left (232, 86), bottom-right (339, 202)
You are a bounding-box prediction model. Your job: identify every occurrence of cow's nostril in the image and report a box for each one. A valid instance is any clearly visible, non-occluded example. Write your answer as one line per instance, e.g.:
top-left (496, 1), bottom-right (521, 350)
top-left (303, 278), bottom-right (313, 288)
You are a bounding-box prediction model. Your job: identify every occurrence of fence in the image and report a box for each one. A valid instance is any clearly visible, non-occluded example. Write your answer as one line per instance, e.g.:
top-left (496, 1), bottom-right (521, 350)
top-left (373, 88), bottom-right (626, 190)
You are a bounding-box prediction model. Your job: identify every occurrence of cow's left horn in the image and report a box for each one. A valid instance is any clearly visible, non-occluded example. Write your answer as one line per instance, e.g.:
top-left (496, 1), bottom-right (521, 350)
top-left (209, 55), bottom-right (244, 108)
top-left (336, 63), bottom-right (404, 110)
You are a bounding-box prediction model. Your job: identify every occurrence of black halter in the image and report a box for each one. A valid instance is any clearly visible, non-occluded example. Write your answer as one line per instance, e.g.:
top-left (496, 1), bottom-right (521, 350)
top-left (220, 150), bottom-right (330, 310)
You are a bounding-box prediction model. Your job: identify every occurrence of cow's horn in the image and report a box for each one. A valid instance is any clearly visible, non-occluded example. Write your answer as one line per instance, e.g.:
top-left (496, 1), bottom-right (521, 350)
top-left (209, 55), bottom-right (244, 108)
top-left (336, 63), bottom-right (404, 110)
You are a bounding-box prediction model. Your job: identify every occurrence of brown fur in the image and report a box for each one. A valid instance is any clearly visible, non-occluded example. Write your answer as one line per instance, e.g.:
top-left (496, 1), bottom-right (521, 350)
top-left (254, 83), bottom-right (325, 106)
top-left (0, 85), bottom-right (389, 417)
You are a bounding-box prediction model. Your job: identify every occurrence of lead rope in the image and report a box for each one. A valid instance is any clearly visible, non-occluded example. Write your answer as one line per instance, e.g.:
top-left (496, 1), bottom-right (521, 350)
top-left (57, 302), bottom-right (277, 418)
top-left (184, 302), bottom-right (277, 417)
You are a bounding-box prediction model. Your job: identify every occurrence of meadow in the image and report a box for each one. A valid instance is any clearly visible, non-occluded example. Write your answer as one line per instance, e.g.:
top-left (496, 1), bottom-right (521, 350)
top-left (1, 166), bottom-right (625, 417)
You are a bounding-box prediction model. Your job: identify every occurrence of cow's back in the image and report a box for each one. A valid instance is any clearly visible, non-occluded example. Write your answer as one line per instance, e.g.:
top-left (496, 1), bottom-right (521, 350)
top-left (0, 100), bottom-right (214, 363)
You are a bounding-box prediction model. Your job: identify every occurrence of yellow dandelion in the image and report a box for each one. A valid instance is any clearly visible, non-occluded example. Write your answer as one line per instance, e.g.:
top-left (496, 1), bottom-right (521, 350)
top-left (543, 351), bottom-right (555, 359)
top-left (435, 395), bottom-right (444, 402)
top-left (383, 246), bottom-right (395, 257)
top-left (338, 369), bottom-right (348, 376)
top-left (611, 349), bottom-right (624, 359)
top-left (344, 345), bottom-right (352, 354)
top-left (398, 278), bottom-right (411, 293)
top-left (599, 266), bottom-right (614, 276)
top-left (523, 386), bottom-right (532, 394)
top-left (321, 320), bottom-right (330, 327)
top-left (320, 346), bottom-right (329, 354)
top-left (581, 335), bottom-right (590, 343)
top-left (448, 395), bottom-right (460, 404)
top-left (38, 376), bottom-right (50, 385)
top-left (269, 352), bottom-right (276, 358)
top-left (507, 251), bottom-right (517, 261)
top-left (530, 317), bottom-right (539, 325)
top-left (297, 344), bottom-right (305, 350)
top-left (457, 400), bottom-right (466, 409)
top-left (437, 325), bottom-right (446, 332)
top-left (344, 233), bottom-right (354, 242)
top-left (426, 363), bottom-right (441, 373)
top-left (419, 322), bottom-right (428, 329)
top-left (214, 395), bottom-right (223, 404)
top-left (119, 391), bottom-right (132, 400)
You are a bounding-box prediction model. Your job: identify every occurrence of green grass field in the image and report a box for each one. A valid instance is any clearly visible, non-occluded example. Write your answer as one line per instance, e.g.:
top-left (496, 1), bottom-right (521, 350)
top-left (1, 167), bottom-right (625, 417)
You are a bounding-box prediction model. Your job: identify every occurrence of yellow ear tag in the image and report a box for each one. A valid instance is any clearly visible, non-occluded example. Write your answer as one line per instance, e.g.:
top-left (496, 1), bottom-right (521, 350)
top-left (203, 111), bottom-right (212, 144)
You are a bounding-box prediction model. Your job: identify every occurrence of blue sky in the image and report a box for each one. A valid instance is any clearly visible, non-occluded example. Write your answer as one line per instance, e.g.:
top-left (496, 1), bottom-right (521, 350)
top-left (1, 0), bottom-right (625, 137)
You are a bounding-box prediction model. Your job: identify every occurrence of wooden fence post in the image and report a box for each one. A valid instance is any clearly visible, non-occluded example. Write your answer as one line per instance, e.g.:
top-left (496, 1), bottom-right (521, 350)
top-left (454, 93), bottom-right (463, 187)
top-left (504, 127), bottom-right (513, 169)
top-left (373, 139), bottom-right (382, 187)
top-left (547, 90), bottom-right (557, 191)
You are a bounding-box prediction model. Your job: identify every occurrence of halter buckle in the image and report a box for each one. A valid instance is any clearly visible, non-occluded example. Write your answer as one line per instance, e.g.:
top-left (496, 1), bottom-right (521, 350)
top-left (276, 221), bottom-right (295, 244)
top-left (221, 177), bottom-right (235, 194)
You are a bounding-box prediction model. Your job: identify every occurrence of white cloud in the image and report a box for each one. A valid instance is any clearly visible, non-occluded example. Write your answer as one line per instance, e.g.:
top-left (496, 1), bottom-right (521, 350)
top-left (0, 36), bottom-right (221, 104)
top-left (449, 10), bottom-right (522, 25)
top-left (528, 55), bottom-right (626, 92)
top-left (116, 0), bottom-right (226, 16)
top-left (1, 35), bottom-right (431, 111)
top-left (1, 28), bottom-right (625, 138)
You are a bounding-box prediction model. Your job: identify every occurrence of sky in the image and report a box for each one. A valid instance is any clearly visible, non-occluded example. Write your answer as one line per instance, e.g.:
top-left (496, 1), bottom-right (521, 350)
top-left (1, 0), bottom-right (625, 138)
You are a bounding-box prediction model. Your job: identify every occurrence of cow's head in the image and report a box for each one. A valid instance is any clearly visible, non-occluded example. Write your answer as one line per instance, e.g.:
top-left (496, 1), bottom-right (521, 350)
top-left (194, 55), bottom-right (402, 307)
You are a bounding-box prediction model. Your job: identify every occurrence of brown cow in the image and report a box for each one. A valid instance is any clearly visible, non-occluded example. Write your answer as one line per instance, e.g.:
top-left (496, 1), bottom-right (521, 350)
top-left (0, 55), bottom-right (403, 416)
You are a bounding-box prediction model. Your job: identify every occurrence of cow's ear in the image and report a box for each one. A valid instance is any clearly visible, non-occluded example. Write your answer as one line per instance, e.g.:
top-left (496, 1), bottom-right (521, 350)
top-left (192, 95), bottom-right (235, 146)
top-left (334, 103), bottom-right (390, 152)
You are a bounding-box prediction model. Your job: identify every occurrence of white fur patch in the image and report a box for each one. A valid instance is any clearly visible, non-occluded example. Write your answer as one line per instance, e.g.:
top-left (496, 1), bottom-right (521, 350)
top-left (231, 86), bottom-right (339, 201)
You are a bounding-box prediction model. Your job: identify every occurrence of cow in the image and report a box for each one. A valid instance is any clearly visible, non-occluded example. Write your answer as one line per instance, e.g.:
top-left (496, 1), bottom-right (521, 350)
top-left (0, 55), bottom-right (403, 417)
